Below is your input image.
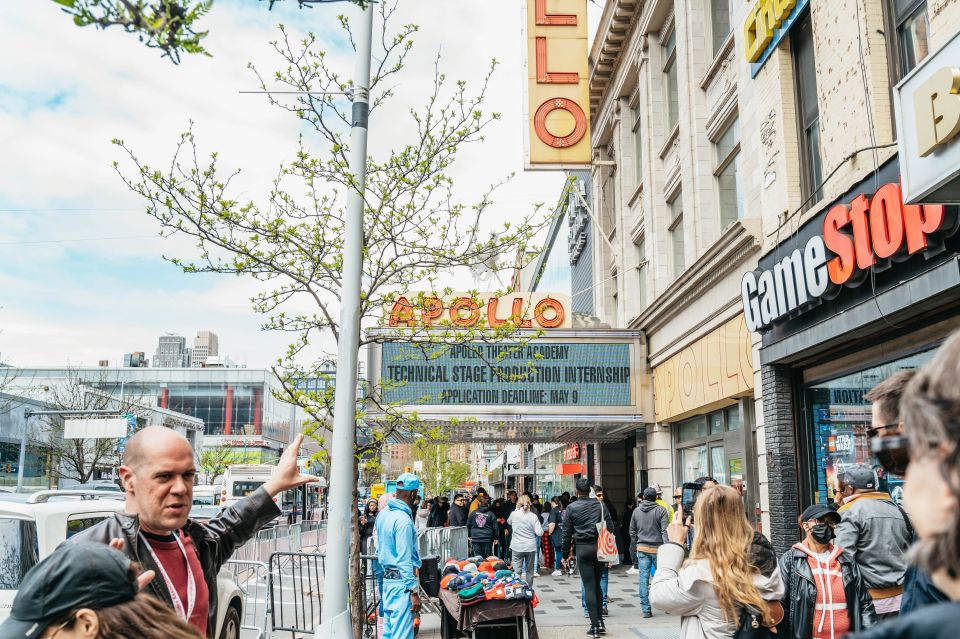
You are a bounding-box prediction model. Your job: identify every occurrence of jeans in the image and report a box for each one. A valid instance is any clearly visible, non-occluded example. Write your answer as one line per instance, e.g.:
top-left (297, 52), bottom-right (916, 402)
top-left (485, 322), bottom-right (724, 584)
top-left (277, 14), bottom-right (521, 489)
top-left (471, 541), bottom-right (493, 558)
top-left (552, 539), bottom-right (563, 569)
top-left (576, 543), bottom-right (605, 627)
top-left (636, 551), bottom-right (657, 614)
top-left (512, 550), bottom-right (538, 586)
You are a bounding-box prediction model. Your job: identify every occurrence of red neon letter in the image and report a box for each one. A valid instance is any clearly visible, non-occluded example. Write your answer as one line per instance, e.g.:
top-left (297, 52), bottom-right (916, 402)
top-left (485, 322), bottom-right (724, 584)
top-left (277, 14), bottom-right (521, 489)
top-left (388, 296), bottom-right (416, 327)
top-left (824, 204), bottom-right (856, 285)
top-left (510, 297), bottom-right (533, 328)
top-left (534, 297), bottom-right (566, 328)
top-left (535, 37), bottom-right (579, 84)
top-left (535, 0), bottom-right (577, 25)
top-left (487, 297), bottom-right (507, 328)
top-left (870, 183), bottom-right (905, 260)
top-left (421, 297), bottom-right (443, 326)
top-left (849, 194), bottom-right (875, 270)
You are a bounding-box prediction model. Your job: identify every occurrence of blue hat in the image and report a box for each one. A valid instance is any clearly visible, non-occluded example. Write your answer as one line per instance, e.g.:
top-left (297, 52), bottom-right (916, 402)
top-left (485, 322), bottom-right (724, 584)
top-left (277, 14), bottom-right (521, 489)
top-left (396, 472), bottom-right (420, 491)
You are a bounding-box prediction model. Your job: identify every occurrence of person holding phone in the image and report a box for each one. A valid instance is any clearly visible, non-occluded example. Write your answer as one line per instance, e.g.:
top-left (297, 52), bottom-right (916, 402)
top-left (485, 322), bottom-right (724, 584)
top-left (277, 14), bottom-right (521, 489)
top-left (651, 486), bottom-right (784, 638)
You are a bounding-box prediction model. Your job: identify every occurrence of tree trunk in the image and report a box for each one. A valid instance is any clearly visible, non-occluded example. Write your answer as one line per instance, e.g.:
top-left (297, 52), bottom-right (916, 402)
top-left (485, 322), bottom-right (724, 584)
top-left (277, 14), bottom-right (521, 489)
top-left (349, 454), bottom-right (364, 639)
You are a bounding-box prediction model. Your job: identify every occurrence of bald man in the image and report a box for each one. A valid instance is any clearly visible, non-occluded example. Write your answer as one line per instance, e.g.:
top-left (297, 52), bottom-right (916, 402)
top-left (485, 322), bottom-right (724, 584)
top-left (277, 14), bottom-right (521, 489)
top-left (68, 426), bottom-right (318, 638)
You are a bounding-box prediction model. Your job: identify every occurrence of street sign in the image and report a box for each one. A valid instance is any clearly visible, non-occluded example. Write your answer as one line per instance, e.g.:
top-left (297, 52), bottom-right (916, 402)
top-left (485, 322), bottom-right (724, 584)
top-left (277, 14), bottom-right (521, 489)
top-left (64, 417), bottom-right (129, 440)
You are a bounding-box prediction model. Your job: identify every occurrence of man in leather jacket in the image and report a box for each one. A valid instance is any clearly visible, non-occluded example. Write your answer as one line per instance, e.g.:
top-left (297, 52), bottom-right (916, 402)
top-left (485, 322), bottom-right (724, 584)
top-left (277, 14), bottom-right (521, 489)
top-left (778, 504), bottom-right (877, 639)
top-left (69, 426), bottom-right (318, 638)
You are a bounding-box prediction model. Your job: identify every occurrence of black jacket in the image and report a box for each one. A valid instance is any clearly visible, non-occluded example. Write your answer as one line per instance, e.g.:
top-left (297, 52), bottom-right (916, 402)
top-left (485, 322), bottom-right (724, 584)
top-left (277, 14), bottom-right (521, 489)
top-left (448, 504), bottom-right (469, 527)
top-left (467, 506), bottom-right (499, 542)
top-left (778, 545), bottom-right (878, 639)
top-left (68, 488), bottom-right (281, 638)
top-left (359, 507), bottom-right (377, 553)
top-left (852, 602), bottom-right (960, 639)
top-left (561, 498), bottom-right (616, 558)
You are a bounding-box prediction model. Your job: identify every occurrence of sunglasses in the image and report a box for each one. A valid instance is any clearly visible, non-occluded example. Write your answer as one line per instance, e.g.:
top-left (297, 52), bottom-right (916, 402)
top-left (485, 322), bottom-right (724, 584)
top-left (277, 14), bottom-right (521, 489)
top-left (872, 434), bottom-right (909, 476)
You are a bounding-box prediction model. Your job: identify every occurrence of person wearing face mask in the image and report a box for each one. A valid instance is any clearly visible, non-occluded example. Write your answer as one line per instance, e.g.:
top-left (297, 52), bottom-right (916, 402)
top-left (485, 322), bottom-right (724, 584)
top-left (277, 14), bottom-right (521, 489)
top-left (778, 504), bottom-right (877, 639)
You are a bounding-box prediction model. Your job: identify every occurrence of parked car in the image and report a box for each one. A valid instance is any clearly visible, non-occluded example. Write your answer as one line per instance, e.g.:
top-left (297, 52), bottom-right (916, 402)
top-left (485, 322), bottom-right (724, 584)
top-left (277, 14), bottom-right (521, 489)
top-left (0, 490), bottom-right (243, 639)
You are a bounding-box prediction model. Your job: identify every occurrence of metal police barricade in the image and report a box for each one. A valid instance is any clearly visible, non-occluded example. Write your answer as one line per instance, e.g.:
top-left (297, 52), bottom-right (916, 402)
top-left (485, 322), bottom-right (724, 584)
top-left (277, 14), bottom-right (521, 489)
top-left (269, 551), bottom-right (325, 636)
top-left (360, 551), bottom-right (380, 639)
top-left (224, 559), bottom-right (270, 639)
top-left (417, 526), bottom-right (467, 560)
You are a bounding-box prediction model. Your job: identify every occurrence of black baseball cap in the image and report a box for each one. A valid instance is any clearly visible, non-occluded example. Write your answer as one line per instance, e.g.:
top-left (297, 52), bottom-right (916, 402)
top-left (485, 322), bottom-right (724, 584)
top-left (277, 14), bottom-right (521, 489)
top-left (0, 542), bottom-right (139, 639)
top-left (800, 504), bottom-right (841, 525)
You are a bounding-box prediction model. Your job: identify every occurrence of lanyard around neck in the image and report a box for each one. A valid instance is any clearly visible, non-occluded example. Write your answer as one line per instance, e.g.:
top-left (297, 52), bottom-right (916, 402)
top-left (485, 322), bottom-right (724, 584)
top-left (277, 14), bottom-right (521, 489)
top-left (139, 531), bottom-right (196, 622)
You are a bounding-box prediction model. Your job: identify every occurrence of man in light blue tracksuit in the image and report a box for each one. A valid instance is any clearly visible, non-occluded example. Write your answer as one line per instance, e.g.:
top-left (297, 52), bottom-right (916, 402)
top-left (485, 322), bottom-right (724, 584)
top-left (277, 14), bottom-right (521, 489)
top-left (375, 473), bottom-right (422, 639)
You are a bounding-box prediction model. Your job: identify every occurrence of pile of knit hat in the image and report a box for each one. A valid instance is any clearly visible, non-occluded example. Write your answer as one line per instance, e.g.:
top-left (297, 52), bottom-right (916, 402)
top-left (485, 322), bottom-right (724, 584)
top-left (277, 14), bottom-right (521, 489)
top-left (439, 556), bottom-right (537, 607)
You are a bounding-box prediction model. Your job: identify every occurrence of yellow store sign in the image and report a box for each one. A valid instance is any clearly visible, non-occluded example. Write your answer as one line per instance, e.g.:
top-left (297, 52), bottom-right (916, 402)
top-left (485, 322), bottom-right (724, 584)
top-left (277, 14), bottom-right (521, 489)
top-left (524, 0), bottom-right (591, 168)
top-left (653, 315), bottom-right (754, 423)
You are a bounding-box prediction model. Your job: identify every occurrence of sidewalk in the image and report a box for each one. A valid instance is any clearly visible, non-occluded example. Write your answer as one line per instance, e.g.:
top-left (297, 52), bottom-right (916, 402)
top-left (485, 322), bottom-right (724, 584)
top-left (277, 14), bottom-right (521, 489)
top-left (419, 564), bottom-right (681, 639)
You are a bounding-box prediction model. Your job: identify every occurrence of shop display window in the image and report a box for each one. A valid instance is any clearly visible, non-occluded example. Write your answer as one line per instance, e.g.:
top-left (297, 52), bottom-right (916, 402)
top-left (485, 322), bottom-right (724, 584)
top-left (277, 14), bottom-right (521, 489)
top-left (804, 350), bottom-right (933, 505)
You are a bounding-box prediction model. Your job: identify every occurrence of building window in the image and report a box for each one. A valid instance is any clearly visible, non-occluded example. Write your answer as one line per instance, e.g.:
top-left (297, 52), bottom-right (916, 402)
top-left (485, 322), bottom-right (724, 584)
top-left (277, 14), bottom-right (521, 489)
top-left (889, 0), bottom-right (930, 78)
top-left (669, 193), bottom-right (684, 278)
top-left (714, 117), bottom-right (742, 229)
top-left (632, 102), bottom-right (644, 185)
top-left (709, 0), bottom-right (732, 56)
top-left (792, 13), bottom-right (823, 206)
top-left (663, 28), bottom-right (679, 132)
top-left (635, 237), bottom-right (648, 310)
top-left (601, 173), bottom-right (615, 234)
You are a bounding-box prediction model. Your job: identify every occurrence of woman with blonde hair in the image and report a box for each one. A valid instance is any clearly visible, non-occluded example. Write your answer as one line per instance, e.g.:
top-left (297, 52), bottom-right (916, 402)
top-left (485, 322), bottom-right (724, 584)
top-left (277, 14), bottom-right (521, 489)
top-left (651, 485), bottom-right (784, 638)
top-left (507, 493), bottom-right (544, 587)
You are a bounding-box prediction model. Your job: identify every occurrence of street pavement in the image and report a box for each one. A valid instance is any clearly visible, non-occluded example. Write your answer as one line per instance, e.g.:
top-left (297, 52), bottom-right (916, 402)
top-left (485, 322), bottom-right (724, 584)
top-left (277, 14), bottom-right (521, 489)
top-left (419, 563), bottom-right (681, 639)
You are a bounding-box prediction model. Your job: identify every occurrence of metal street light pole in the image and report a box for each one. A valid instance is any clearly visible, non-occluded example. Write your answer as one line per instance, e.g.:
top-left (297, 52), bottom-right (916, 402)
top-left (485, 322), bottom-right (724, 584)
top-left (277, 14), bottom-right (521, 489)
top-left (316, 2), bottom-right (374, 637)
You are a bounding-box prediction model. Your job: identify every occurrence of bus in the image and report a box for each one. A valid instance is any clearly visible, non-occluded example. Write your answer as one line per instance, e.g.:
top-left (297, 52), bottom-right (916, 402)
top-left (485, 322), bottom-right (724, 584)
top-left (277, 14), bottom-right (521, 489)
top-left (222, 462), bottom-right (324, 524)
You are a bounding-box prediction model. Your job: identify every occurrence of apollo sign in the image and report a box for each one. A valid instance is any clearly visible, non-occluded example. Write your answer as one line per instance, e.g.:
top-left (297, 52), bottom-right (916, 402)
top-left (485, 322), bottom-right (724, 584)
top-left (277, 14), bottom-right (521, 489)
top-left (386, 293), bottom-right (572, 330)
top-left (742, 182), bottom-right (953, 333)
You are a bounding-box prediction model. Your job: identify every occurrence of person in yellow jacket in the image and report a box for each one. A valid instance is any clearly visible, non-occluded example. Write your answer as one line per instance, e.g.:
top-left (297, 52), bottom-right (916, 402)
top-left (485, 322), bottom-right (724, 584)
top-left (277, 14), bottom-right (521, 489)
top-left (469, 486), bottom-right (488, 514)
top-left (652, 484), bottom-right (673, 523)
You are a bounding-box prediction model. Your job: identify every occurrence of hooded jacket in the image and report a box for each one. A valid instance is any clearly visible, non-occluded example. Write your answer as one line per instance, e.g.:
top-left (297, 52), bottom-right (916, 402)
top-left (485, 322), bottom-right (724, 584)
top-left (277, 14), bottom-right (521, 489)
top-left (375, 497), bottom-right (422, 591)
top-left (467, 506), bottom-right (499, 542)
top-left (629, 500), bottom-right (669, 549)
top-left (777, 542), bottom-right (877, 639)
top-left (651, 542), bottom-right (785, 639)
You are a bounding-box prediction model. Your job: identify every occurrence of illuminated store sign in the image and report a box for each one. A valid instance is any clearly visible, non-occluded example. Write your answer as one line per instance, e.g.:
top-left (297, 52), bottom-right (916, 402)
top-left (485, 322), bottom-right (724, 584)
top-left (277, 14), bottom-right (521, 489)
top-left (523, 0), bottom-right (591, 167)
top-left (742, 182), bottom-right (952, 332)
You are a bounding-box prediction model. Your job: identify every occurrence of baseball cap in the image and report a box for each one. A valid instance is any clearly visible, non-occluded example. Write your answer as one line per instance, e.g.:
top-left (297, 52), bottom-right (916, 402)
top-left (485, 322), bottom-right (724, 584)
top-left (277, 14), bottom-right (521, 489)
top-left (840, 463), bottom-right (877, 490)
top-left (642, 486), bottom-right (658, 501)
top-left (800, 503), bottom-right (841, 525)
top-left (0, 542), bottom-right (139, 639)
top-left (396, 472), bottom-right (421, 491)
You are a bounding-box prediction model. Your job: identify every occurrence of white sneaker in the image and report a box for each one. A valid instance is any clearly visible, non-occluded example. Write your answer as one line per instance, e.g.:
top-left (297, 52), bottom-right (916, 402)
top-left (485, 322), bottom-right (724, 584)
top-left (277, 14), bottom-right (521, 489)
top-left (626, 567), bottom-right (639, 575)
top-left (533, 571), bottom-right (540, 577)
top-left (551, 569), bottom-right (562, 576)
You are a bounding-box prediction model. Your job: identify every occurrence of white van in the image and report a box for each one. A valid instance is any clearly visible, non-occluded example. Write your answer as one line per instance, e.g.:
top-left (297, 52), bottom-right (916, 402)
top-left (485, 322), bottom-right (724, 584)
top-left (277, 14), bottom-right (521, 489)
top-left (221, 465), bottom-right (277, 509)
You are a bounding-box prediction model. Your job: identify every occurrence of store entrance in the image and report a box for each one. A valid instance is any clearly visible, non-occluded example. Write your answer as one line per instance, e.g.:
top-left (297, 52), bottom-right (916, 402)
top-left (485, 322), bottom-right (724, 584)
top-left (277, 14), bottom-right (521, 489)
top-left (675, 403), bottom-right (753, 523)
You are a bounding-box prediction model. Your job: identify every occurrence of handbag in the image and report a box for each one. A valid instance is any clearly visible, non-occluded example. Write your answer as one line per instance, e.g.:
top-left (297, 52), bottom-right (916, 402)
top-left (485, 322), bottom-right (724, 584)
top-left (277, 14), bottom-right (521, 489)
top-left (596, 502), bottom-right (619, 564)
top-left (733, 601), bottom-right (783, 639)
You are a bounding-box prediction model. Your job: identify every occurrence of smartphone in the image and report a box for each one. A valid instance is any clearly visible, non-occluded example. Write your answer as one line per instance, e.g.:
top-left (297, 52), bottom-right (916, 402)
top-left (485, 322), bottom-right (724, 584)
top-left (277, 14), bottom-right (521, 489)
top-left (681, 482), bottom-right (703, 521)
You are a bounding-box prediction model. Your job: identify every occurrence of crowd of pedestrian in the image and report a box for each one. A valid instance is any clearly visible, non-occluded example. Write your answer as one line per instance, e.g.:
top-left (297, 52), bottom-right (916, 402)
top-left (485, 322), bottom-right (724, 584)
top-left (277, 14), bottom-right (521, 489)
top-left (6, 330), bottom-right (960, 639)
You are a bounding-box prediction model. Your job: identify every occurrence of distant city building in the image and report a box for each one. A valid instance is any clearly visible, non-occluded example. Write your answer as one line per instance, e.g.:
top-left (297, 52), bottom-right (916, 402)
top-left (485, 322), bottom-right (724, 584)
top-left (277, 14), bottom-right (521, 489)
top-left (191, 331), bottom-right (219, 368)
top-left (122, 352), bottom-right (147, 368)
top-left (97, 360), bottom-right (109, 367)
top-left (154, 334), bottom-right (190, 368)
top-left (6, 367), bottom-right (302, 465)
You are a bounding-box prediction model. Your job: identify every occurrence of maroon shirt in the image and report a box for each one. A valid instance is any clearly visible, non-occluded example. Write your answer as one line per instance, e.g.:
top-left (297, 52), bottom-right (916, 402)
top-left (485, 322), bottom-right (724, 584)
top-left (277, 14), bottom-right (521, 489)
top-left (143, 531), bottom-right (210, 636)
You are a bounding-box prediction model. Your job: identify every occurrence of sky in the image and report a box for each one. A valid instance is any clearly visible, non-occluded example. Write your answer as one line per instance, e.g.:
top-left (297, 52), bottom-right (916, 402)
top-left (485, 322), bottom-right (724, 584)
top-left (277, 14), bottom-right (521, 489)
top-left (0, 1), bottom-right (601, 369)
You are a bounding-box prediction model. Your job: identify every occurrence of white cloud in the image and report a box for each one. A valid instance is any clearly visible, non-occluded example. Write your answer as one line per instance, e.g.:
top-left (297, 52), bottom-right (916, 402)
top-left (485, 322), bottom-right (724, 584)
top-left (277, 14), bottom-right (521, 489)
top-left (0, 1), bottom-right (588, 368)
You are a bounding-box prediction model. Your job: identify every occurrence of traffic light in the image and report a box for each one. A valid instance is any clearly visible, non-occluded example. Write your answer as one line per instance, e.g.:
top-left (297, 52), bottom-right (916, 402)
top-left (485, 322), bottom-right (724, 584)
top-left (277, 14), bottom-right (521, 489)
top-left (404, 466), bottom-right (412, 473)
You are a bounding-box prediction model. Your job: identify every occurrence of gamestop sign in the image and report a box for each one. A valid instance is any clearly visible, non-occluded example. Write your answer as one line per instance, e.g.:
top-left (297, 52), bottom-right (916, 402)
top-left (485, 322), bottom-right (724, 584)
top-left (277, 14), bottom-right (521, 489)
top-left (742, 181), bottom-right (954, 333)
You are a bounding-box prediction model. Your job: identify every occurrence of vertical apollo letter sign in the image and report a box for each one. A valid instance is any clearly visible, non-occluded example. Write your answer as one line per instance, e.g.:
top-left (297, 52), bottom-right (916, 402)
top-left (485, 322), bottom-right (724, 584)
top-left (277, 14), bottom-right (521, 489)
top-left (525, 0), bottom-right (591, 168)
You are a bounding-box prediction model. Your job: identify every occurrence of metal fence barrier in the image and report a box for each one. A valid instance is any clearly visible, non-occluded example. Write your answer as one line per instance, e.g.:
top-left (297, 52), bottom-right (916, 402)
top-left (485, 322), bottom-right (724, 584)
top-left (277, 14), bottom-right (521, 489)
top-left (360, 553), bottom-right (380, 639)
top-left (224, 560), bottom-right (270, 639)
top-left (269, 551), bottom-right (325, 637)
top-left (233, 520), bottom-right (327, 564)
top-left (416, 525), bottom-right (468, 560)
